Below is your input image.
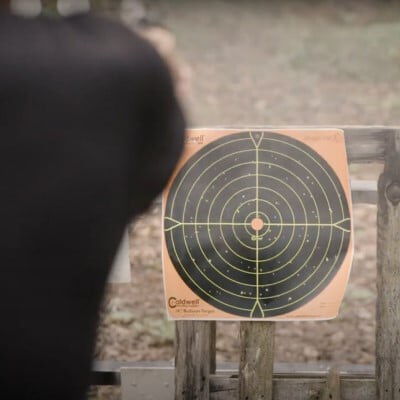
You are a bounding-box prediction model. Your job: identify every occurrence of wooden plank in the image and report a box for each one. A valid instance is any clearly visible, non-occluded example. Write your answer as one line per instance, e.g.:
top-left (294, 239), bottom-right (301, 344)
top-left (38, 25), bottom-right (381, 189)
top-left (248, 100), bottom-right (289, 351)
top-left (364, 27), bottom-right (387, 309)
top-left (272, 378), bottom-right (324, 400)
top-left (175, 321), bottom-right (213, 400)
top-left (238, 321), bottom-right (275, 400)
top-left (210, 377), bottom-right (376, 400)
top-left (210, 321), bottom-right (217, 374)
top-left (351, 180), bottom-right (377, 205)
top-left (376, 130), bottom-right (400, 400)
top-left (210, 376), bottom-right (237, 400)
top-left (91, 361), bottom-right (375, 385)
top-left (341, 379), bottom-right (375, 400)
top-left (108, 364), bottom-right (376, 399)
top-left (322, 367), bottom-right (341, 400)
top-left (343, 127), bottom-right (390, 164)
top-left (118, 370), bottom-right (377, 400)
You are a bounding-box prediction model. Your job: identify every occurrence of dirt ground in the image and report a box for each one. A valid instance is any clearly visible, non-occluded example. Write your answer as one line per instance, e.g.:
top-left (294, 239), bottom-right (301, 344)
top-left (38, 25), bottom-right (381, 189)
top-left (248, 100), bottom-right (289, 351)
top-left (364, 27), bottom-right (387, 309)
top-left (95, 0), bottom-right (400, 380)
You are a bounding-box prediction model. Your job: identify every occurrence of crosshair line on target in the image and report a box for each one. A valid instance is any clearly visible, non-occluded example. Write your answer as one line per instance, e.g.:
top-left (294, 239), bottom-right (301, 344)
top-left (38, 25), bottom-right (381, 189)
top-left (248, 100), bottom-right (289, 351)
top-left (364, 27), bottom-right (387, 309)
top-left (164, 130), bottom-right (351, 318)
top-left (164, 216), bottom-right (351, 233)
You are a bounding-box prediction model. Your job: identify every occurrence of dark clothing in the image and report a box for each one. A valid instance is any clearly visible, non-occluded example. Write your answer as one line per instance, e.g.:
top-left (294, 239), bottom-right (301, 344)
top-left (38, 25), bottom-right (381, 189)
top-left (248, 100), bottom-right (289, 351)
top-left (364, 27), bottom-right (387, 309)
top-left (0, 12), bottom-right (184, 400)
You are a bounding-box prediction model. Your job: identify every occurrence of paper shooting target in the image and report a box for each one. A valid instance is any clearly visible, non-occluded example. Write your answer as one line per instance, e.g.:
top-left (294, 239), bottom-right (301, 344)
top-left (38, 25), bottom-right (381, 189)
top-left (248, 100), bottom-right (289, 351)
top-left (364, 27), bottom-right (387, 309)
top-left (163, 130), bottom-right (352, 319)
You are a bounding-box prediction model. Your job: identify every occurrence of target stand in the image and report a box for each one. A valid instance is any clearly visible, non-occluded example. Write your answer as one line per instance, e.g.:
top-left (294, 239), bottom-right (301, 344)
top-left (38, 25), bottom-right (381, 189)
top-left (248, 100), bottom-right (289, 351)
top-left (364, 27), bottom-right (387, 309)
top-left (162, 129), bottom-right (353, 320)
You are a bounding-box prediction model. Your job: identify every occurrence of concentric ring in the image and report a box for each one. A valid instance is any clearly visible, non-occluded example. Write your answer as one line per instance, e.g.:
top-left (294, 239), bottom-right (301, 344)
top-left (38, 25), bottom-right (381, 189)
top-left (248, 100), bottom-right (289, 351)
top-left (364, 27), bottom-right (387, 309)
top-left (164, 131), bottom-right (351, 317)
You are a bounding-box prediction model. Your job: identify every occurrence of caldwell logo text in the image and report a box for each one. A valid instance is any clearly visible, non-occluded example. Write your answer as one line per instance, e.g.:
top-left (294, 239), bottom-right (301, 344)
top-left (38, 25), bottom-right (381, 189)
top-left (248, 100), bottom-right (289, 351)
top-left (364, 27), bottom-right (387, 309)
top-left (168, 297), bottom-right (200, 309)
top-left (185, 135), bottom-right (204, 145)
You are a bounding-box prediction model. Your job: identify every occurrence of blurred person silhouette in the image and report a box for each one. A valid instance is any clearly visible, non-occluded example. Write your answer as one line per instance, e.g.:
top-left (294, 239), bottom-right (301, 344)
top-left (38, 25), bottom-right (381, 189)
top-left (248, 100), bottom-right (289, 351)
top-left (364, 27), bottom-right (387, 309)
top-left (0, 1), bottom-right (185, 399)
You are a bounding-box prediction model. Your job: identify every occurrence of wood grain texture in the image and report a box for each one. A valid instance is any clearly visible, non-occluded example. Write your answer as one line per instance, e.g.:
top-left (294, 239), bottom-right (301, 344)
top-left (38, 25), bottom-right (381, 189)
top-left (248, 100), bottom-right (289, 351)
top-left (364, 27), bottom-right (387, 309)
top-left (100, 362), bottom-right (376, 399)
top-left (239, 321), bottom-right (275, 400)
top-left (322, 367), bottom-right (341, 400)
top-left (351, 180), bottom-right (377, 204)
top-left (210, 377), bottom-right (375, 400)
top-left (343, 127), bottom-right (390, 164)
top-left (91, 360), bottom-right (376, 385)
top-left (376, 131), bottom-right (400, 400)
top-left (175, 321), bottom-right (214, 400)
top-left (210, 321), bottom-right (216, 375)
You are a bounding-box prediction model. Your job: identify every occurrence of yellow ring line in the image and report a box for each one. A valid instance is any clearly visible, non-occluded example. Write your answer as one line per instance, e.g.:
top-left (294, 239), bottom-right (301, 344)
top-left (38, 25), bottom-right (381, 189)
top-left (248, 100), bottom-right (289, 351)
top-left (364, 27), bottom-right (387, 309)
top-left (167, 212), bottom-right (349, 294)
top-left (190, 163), bottom-right (311, 277)
top-left (174, 145), bottom-right (327, 252)
top-left (165, 217), bottom-right (350, 233)
top-left (243, 210), bottom-right (270, 238)
top-left (170, 221), bottom-right (345, 310)
top-left (253, 133), bottom-right (345, 307)
top-left (185, 160), bottom-right (290, 269)
top-left (169, 182), bottom-right (343, 311)
top-left (195, 160), bottom-right (286, 250)
top-left (253, 135), bottom-right (262, 316)
top-left (176, 150), bottom-right (326, 272)
top-left (219, 188), bottom-right (296, 263)
top-left (170, 209), bottom-right (342, 309)
top-left (169, 138), bottom-right (250, 217)
top-left (189, 157), bottom-right (309, 265)
top-left (170, 230), bottom-right (252, 311)
top-left (259, 138), bottom-right (345, 217)
top-left (257, 134), bottom-right (348, 309)
top-left (218, 185), bottom-right (288, 255)
top-left (170, 149), bottom-right (332, 294)
top-left (184, 143), bottom-right (336, 288)
top-left (169, 134), bottom-right (344, 226)
top-left (179, 183), bottom-right (303, 297)
top-left (169, 133), bottom-right (347, 235)
top-left (255, 134), bottom-right (321, 303)
top-left (262, 230), bottom-right (345, 310)
top-left (169, 164), bottom-right (331, 298)
top-left (234, 209), bottom-right (271, 249)
top-left (223, 181), bottom-right (286, 250)
top-left (207, 182), bottom-right (296, 276)
top-left (166, 218), bottom-right (350, 233)
top-left (217, 179), bottom-right (305, 264)
top-left (167, 132), bottom-right (349, 313)
top-left (180, 155), bottom-right (319, 298)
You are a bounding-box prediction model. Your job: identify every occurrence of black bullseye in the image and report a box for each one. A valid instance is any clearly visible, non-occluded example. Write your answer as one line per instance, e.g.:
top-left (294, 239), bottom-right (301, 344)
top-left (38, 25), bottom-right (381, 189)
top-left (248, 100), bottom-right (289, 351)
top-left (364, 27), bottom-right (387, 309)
top-left (164, 131), bottom-right (351, 317)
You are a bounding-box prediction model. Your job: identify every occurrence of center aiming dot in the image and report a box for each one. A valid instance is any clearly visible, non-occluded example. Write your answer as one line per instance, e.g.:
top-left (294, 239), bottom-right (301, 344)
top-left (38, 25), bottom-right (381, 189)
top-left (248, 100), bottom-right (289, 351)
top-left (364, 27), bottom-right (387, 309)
top-left (251, 217), bottom-right (264, 231)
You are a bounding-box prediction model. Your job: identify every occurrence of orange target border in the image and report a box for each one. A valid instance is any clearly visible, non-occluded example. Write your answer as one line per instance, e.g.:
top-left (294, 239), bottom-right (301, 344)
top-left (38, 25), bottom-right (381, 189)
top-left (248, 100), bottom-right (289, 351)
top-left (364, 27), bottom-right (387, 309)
top-left (162, 128), bottom-right (354, 321)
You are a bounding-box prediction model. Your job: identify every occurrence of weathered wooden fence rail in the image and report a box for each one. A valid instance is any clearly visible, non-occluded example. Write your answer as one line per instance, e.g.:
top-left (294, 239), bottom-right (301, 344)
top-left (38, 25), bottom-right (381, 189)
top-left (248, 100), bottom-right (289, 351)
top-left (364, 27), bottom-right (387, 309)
top-left (91, 126), bottom-right (400, 400)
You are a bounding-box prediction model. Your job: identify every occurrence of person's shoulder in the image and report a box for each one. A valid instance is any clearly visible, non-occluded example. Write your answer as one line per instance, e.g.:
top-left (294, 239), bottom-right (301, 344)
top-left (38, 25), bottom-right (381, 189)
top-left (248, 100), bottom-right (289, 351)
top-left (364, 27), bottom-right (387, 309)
top-left (65, 13), bottom-right (169, 83)
top-left (0, 12), bottom-right (155, 64)
top-left (68, 14), bottom-right (162, 63)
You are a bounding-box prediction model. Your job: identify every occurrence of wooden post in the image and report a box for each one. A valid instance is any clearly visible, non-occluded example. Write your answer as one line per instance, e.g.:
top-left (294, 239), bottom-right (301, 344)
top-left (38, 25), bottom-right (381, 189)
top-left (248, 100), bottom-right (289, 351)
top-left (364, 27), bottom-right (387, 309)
top-left (90, 0), bottom-right (122, 16)
top-left (321, 367), bottom-right (341, 400)
top-left (210, 321), bottom-right (217, 375)
top-left (376, 131), bottom-right (400, 400)
top-left (41, 0), bottom-right (58, 14)
top-left (239, 321), bottom-right (275, 400)
top-left (175, 321), bottom-right (216, 400)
